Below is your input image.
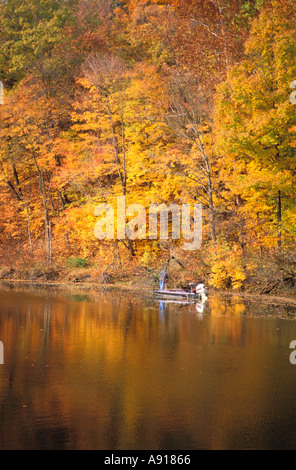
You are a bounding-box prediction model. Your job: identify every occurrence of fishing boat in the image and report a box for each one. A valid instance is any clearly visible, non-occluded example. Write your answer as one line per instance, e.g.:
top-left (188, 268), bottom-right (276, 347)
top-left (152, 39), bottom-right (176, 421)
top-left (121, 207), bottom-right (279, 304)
top-left (154, 297), bottom-right (197, 305)
top-left (153, 283), bottom-right (207, 302)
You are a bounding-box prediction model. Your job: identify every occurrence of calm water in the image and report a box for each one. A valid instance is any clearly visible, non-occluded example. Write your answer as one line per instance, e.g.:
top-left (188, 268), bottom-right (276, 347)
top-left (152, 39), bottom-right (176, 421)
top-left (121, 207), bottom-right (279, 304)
top-left (1, 283), bottom-right (296, 450)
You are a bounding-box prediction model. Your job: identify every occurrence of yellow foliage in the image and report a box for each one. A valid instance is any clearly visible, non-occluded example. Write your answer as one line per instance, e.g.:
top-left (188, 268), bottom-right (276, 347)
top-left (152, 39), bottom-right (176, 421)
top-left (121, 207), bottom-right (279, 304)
top-left (207, 240), bottom-right (246, 290)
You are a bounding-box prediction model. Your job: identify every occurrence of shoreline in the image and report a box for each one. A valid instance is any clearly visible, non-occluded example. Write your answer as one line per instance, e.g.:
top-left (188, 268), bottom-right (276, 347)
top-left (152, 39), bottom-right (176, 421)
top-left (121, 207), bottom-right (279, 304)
top-left (1, 277), bottom-right (296, 307)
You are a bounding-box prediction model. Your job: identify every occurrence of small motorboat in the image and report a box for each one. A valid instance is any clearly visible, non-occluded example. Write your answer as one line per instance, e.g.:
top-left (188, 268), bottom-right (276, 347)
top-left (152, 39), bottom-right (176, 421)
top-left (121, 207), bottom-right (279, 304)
top-left (153, 283), bottom-right (207, 302)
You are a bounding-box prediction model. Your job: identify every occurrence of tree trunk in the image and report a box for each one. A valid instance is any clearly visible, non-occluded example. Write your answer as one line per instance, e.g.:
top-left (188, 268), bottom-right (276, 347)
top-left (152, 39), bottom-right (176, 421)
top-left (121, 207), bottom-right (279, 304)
top-left (240, 217), bottom-right (246, 257)
top-left (9, 164), bottom-right (34, 259)
top-left (277, 190), bottom-right (282, 248)
top-left (39, 168), bottom-right (52, 263)
top-left (25, 202), bottom-right (34, 259)
top-left (127, 238), bottom-right (135, 258)
top-left (58, 190), bottom-right (71, 253)
top-left (207, 176), bottom-right (216, 244)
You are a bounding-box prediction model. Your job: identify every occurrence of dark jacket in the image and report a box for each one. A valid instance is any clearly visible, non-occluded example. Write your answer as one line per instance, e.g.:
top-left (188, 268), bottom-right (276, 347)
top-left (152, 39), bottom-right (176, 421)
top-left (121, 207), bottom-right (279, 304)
top-left (159, 270), bottom-right (168, 282)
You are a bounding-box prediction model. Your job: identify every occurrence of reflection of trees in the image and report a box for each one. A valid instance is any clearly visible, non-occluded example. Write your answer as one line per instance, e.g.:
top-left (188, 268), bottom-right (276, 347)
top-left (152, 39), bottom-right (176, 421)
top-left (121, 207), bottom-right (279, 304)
top-left (0, 289), bottom-right (296, 449)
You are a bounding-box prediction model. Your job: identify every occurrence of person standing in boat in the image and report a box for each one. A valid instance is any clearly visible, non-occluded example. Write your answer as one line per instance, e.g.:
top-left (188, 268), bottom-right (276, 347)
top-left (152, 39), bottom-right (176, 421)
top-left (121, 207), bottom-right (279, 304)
top-left (159, 269), bottom-right (168, 291)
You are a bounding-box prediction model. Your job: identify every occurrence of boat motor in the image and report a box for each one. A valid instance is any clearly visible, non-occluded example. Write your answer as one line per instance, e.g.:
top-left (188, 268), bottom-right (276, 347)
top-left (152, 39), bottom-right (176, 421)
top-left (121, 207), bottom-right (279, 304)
top-left (196, 283), bottom-right (207, 300)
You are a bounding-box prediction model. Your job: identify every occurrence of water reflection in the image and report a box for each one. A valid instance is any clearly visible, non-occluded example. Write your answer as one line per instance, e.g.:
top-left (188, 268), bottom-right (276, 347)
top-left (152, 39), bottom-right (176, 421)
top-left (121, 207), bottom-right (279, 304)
top-left (157, 299), bottom-right (206, 322)
top-left (0, 284), bottom-right (296, 450)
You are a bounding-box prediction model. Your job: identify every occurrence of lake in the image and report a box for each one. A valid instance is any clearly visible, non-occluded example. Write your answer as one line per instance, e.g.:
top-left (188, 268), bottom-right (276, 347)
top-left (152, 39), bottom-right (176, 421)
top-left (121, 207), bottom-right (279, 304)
top-left (0, 282), bottom-right (296, 450)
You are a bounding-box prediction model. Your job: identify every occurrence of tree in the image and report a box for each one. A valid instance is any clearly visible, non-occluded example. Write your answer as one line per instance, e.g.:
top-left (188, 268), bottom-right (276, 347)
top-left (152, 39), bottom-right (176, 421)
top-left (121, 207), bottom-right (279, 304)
top-left (164, 71), bottom-right (219, 243)
top-left (0, 0), bottom-right (77, 85)
top-left (215, 0), bottom-right (296, 251)
top-left (170, 0), bottom-right (264, 85)
top-left (69, 55), bottom-right (170, 257)
top-left (0, 74), bottom-right (77, 263)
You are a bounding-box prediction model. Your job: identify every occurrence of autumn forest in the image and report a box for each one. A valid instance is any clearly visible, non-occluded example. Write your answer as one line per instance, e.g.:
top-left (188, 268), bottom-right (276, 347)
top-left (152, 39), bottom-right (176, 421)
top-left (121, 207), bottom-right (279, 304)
top-left (0, 0), bottom-right (295, 293)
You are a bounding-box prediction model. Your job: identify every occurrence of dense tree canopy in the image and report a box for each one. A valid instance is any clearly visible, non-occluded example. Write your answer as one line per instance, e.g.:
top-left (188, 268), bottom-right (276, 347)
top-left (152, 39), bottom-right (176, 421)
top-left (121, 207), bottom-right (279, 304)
top-left (0, 0), bottom-right (295, 290)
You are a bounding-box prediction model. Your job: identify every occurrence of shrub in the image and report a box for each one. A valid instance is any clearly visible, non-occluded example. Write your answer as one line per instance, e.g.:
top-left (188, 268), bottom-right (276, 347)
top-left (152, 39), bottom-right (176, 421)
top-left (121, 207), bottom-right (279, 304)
top-left (66, 257), bottom-right (88, 268)
top-left (207, 239), bottom-right (246, 290)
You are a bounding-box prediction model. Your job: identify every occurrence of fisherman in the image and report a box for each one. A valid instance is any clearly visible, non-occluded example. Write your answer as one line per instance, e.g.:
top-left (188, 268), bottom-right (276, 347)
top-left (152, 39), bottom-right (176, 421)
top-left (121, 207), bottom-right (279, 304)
top-left (159, 269), bottom-right (168, 291)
